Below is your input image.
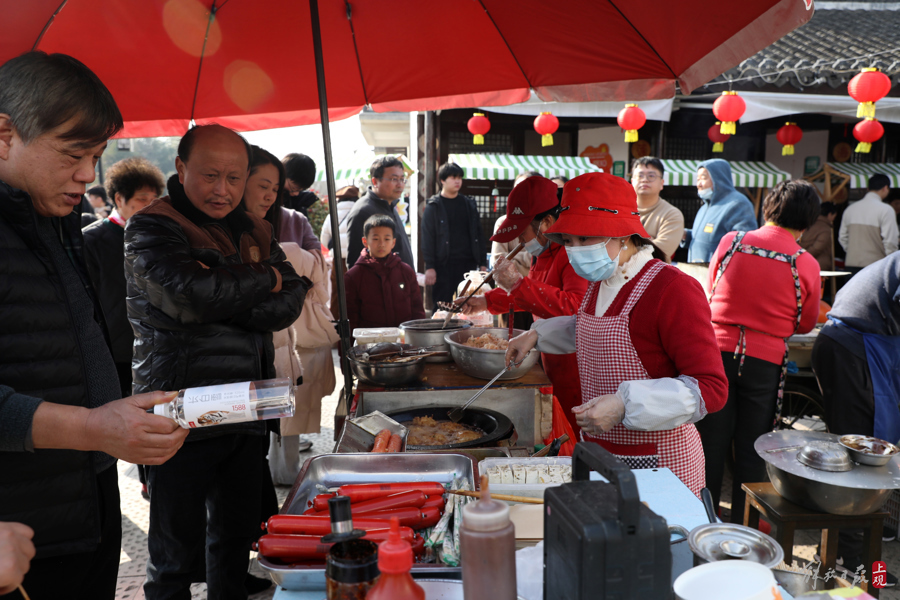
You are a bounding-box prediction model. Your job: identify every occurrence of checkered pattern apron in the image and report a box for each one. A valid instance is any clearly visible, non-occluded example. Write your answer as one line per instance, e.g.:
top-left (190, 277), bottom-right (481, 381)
top-left (576, 259), bottom-right (706, 496)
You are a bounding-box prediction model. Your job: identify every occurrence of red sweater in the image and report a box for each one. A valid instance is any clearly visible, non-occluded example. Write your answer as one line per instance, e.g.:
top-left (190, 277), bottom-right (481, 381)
top-left (708, 226), bottom-right (821, 365)
top-left (604, 262), bottom-right (728, 414)
top-left (484, 244), bottom-right (587, 318)
top-left (345, 251), bottom-right (425, 331)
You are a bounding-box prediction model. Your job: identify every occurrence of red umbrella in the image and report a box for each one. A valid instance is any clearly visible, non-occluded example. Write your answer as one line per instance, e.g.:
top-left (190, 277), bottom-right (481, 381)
top-left (2, 0), bottom-right (814, 137)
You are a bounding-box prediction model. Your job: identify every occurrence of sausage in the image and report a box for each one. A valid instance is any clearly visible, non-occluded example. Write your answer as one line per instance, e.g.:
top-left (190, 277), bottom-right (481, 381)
top-left (417, 506), bottom-right (442, 529)
top-left (421, 496), bottom-right (445, 511)
top-left (336, 482), bottom-right (445, 503)
top-left (387, 434), bottom-right (402, 453)
top-left (410, 534), bottom-right (426, 557)
top-left (256, 529), bottom-right (415, 561)
top-left (354, 507), bottom-right (425, 527)
top-left (265, 513), bottom-right (423, 535)
top-left (311, 494), bottom-right (337, 513)
top-left (351, 490), bottom-right (426, 514)
top-left (371, 429), bottom-right (391, 453)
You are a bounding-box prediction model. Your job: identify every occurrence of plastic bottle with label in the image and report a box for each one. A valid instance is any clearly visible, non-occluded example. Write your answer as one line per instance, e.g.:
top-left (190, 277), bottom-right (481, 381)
top-left (366, 517), bottom-right (425, 600)
top-left (153, 377), bottom-right (294, 429)
top-left (459, 476), bottom-right (517, 600)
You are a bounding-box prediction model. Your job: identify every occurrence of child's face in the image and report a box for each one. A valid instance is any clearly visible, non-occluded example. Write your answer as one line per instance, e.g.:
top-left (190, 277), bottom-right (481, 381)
top-left (362, 226), bottom-right (396, 258)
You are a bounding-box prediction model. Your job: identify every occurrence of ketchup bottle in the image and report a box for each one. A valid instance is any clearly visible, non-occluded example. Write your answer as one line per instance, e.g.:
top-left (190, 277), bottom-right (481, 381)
top-left (366, 517), bottom-right (425, 600)
top-left (460, 476), bottom-right (517, 600)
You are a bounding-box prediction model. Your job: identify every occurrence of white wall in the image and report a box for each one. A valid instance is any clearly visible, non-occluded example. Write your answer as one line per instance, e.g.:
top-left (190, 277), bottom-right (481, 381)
top-left (764, 129), bottom-right (828, 180)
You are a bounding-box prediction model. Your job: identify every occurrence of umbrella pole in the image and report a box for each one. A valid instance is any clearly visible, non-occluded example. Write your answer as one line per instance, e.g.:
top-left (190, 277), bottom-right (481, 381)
top-left (308, 0), bottom-right (355, 432)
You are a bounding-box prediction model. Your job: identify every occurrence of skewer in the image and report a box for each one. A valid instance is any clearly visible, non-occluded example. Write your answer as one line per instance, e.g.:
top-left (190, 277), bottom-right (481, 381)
top-left (18, 586), bottom-right (31, 600)
top-left (447, 489), bottom-right (543, 504)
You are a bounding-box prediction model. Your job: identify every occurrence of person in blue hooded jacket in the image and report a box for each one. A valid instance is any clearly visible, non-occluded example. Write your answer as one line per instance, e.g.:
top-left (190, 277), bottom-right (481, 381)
top-left (683, 159), bottom-right (758, 263)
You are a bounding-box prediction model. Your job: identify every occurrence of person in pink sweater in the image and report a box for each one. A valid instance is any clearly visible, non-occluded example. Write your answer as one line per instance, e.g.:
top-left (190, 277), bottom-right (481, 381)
top-left (698, 179), bottom-right (821, 523)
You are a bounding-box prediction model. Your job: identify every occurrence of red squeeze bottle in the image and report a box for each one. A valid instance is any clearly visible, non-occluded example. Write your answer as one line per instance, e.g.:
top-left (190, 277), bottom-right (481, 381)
top-left (366, 517), bottom-right (425, 600)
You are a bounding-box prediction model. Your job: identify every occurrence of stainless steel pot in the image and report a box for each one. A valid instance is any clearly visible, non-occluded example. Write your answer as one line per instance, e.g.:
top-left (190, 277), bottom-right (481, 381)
top-left (444, 328), bottom-right (539, 380)
top-left (687, 523), bottom-right (784, 568)
top-left (400, 319), bottom-right (472, 363)
top-left (347, 343), bottom-right (425, 387)
top-left (757, 430), bottom-right (900, 515)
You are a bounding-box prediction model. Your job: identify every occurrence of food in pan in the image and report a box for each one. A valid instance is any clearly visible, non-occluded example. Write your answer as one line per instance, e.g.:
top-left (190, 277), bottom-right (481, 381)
top-left (463, 333), bottom-right (509, 350)
top-left (485, 463), bottom-right (571, 485)
top-left (404, 415), bottom-right (484, 446)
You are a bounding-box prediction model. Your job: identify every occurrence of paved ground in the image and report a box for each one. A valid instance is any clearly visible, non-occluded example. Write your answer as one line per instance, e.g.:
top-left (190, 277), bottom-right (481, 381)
top-left (113, 350), bottom-right (900, 599)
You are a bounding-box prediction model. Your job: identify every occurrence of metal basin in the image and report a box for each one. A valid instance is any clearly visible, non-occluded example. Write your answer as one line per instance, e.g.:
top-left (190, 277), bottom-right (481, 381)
top-left (384, 405), bottom-right (515, 450)
top-left (347, 343), bottom-right (424, 387)
top-left (400, 319), bottom-right (472, 363)
top-left (444, 328), bottom-right (539, 380)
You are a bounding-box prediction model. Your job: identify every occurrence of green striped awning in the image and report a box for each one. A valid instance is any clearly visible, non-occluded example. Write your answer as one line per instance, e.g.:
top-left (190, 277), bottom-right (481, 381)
top-left (314, 155), bottom-right (415, 185)
top-left (661, 160), bottom-right (790, 188)
top-left (827, 163), bottom-right (900, 189)
top-left (448, 153), bottom-right (601, 180)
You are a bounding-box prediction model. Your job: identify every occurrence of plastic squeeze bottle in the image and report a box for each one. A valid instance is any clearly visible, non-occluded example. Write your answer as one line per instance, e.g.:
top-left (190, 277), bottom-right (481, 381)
top-left (152, 377), bottom-right (294, 428)
top-left (460, 476), bottom-right (517, 600)
top-left (366, 517), bottom-right (425, 600)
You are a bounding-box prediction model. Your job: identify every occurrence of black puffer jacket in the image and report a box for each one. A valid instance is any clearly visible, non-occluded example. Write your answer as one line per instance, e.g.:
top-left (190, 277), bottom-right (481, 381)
top-left (125, 179), bottom-right (308, 440)
top-left (82, 218), bottom-right (132, 363)
top-left (0, 180), bottom-right (114, 558)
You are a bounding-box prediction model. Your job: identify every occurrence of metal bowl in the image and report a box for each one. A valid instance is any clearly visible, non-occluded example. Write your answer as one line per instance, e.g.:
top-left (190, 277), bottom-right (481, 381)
top-left (400, 319), bottom-right (472, 363)
top-left (796, 441), bottom-right (853, 472)
top-left (444, 328), bottom-right (539, 380)
top-left (839, 434), bottom-right (900, 467)
top-left (347, 343), bottom-right (424, 387)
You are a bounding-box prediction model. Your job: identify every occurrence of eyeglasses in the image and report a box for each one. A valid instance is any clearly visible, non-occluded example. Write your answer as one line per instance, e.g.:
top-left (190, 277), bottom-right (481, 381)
top-left (379, 176), bottom-right (408, 184)
top-left (632, 172), bottom-right (661, 182)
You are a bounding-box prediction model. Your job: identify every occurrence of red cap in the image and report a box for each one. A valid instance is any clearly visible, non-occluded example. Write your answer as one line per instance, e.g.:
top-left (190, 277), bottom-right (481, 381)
top-left (490, 176), bottom-right (559, 243)
top-left (377, 517), bottom-right (413, 574)
top-left (543, 173), bottom-right (649, 243)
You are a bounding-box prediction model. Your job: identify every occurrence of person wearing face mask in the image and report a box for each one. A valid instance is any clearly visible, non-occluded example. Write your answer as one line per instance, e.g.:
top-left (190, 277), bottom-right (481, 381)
top-left (697, 180), bottom-right (821, 523)
top-left (683, 159), bottom-right (757, 264)
top-left (458, 176), bottom-right (588, 436)
top-left (505, 173), bottom-right (727, 495)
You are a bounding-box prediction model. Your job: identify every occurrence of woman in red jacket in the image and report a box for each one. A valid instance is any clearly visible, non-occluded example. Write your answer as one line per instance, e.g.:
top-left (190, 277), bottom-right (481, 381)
top-left (506, 173), bottom-right (727, 496)
top-left (698, 180), bottom-right (821, 522)
top-left (460, 176), bottom-right (588, 436)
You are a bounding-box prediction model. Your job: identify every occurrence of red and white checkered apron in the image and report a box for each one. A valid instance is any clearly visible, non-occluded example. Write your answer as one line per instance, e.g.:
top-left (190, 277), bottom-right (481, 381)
top-left (576, 259), bottom-right (706, 496)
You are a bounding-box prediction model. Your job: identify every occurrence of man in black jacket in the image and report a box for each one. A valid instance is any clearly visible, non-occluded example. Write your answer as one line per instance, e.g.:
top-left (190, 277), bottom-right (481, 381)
top-left (344, 156), bottom-right (415, 269)
top-left (422, 162), bottom-right (486, 309)
top-left (125, 124), bottom-right (307, 600)
top-left (0, 52), bottom-right (188, 600)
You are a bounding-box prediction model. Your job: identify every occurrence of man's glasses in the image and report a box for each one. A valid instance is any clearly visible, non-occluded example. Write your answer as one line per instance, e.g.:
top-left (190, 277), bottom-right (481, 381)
top-left (632, 173), bottom-right (661, 182)
top-left (379, 176), bottom-right (408, 184)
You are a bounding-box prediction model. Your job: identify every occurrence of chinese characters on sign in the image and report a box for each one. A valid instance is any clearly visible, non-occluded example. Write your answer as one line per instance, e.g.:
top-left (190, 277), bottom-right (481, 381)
top-left (800, 560), bottom-right (870, 589)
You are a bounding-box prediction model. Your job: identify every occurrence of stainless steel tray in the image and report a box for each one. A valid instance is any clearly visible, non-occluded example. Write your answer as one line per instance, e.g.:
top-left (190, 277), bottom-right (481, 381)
top-left (260, 453), bottom-right (477, 591)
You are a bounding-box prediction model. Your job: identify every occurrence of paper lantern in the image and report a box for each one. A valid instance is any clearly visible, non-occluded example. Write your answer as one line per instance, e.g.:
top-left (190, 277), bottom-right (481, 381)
top-left (534, 112), bottom-right (559, 147)
top-left (712, 91), bottom-right (746, 135)
top-left (467, 113), bottom-right (490, 145)
top-left (848, 68), bottom-right (892, 119)
top-left (617, 104), bottom-right (646, 143)
top-left (853, 118), bottom-right (884, 153)
top-left (776, 123), bottom-right (803, 156)
top-left (708, 122), bottom-right (731, 153)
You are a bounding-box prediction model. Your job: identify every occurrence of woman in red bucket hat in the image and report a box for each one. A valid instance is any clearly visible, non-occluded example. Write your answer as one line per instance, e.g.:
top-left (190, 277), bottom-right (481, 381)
top-left (505, 173), bottom-right (727, 495)
top-left (457, 175), bottom-right (588, 438)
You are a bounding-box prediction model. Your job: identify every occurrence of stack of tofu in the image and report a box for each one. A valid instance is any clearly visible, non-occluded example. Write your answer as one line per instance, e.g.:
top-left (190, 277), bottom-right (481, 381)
top-left (485, 463), bottom-right (571, 485)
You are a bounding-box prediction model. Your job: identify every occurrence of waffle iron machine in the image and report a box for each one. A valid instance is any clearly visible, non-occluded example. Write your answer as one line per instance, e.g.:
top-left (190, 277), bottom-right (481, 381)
top-left (544, 443), bottom-right (671, 600)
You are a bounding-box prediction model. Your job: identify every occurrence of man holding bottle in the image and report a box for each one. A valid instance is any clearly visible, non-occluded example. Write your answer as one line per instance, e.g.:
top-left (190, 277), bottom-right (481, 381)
top-left (125, 124), bottom-right (308, 599)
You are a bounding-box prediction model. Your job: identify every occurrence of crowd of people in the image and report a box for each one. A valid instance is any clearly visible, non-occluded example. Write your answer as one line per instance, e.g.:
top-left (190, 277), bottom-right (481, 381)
top-left (1, 50), bottom-right (899, 599)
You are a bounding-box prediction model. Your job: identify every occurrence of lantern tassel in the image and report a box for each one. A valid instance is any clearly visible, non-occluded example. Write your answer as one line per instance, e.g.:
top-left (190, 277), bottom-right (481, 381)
top-left (541, 133), bottom-right (554, 147)
top-left (473, 134), bottom-right (484, 145)
top-left (712, 142), bottom-right (724, 153)
top-left (855, 141), bottom-right (872, 153)
top-left (720, 121), bottom-right (736, 135)
top-left (624, 129), bottom-right (638, 143)
top-left (782, 144), bottom-right (795, 156)
top-left (857, 101), bottom-right (876, 119)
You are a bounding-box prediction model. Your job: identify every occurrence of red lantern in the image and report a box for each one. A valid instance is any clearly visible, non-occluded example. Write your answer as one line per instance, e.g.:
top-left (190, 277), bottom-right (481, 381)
top-left (534, 112), bottom-right (559, 147)
top-left (848, 68), bottom-right (892, 119)
top-left (712, 91), bottom-right (746, 135)
top-left (467, 113), bottom-right (490, 145)
top-left (617, 104), bottom-right (646, 143)
top-left (853, 118), bottom-right (884, 153)
top-left (707, 122), bottom-right (731, 153)
top-left (776, 122), bottom-right (803, 156)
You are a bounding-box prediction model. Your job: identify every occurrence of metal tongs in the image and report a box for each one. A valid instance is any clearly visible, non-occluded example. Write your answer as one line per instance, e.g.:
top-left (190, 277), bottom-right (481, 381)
top-left (448, 360), bottom-right (521, 423)
top-left (442, 241), bottom-right (526, 328)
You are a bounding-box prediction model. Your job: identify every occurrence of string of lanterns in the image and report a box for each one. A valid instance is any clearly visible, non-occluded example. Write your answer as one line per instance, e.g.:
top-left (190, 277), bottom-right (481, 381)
top-left (847, 68), bottom-right (889, 154)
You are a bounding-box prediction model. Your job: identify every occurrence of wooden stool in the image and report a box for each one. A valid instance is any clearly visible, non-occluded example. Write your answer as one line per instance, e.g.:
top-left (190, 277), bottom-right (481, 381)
top-left (742, 482), bottom-right (887, 598)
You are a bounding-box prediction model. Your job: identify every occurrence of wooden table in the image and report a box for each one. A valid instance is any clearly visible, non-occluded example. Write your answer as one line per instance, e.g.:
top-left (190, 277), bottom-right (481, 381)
top-left (356, 360), bottom-right (551, 392)
top-left (743, 482), bottom-right (887, 597)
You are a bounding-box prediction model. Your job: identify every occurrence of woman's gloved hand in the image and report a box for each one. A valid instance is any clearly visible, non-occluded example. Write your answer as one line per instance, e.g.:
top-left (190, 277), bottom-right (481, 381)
top-left (492, 257), bottom-right (523, 292)
top-left (505, 329), bottom-right (537, 368)
top-left (572, 394), bottom-right (625, 436)
top-left (456, 295), bottom-right (488, 315)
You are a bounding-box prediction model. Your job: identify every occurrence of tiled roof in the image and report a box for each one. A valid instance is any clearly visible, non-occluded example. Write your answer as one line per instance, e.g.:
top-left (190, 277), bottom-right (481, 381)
top-left (698, 4), bottom-right (900, 93)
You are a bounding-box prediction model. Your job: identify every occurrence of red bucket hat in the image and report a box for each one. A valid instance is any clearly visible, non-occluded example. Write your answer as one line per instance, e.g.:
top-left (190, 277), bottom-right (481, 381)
top-left (543, 172), bottom-right (649, 243)
top-left (490, 175), bottom-right (560, 243)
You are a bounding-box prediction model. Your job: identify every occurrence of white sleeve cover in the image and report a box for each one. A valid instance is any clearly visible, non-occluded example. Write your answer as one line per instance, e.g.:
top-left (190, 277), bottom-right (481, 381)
top-left (531, 315), bottom-right (577, 355)
top-left (618, 375), bottom-right (708, 431)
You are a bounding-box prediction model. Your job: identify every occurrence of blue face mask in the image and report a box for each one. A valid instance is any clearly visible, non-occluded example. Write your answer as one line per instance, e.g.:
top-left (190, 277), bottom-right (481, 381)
top-left (524, 236), bottom-right (549, 257)
top-left (566, 241), bottom-right (620, 282)
top-left (698, 187), bottom-right (714, 201)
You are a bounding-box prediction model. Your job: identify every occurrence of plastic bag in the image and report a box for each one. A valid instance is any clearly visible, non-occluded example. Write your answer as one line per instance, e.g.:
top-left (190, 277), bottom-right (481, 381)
top-left (515, 541), bottom-right (544, 600)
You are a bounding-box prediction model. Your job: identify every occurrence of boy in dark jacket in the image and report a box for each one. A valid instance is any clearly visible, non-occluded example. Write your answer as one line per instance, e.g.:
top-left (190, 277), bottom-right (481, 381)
top-left (345, 214), bottom-right (425, 331)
